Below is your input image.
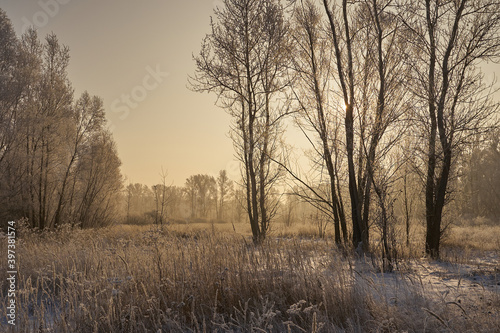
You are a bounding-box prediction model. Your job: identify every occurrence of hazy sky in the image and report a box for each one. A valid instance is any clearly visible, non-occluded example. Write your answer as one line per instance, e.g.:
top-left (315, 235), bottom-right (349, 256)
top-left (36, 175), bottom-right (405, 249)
top-left (1, 1), bottom-right (499, 187)
top-left (2, 0), bottom-right (237, 186)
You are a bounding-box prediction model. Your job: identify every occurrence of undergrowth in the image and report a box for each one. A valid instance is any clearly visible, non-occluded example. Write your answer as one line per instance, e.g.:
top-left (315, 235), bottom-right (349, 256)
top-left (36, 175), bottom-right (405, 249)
top-left (0, 222), bottom-right (498, 332)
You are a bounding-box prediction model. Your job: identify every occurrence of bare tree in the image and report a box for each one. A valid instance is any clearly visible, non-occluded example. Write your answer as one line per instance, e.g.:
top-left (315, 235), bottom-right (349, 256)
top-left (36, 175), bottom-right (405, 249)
top-left (401, 0), bottom-right (500, 258)
top-left (0, 12), bottom-right (123, 229)
top-left (297, 0), bottom-right (409, 251)
top-left (184, 174), bottom-right (217, 219)
top-left (216, 170), bottom-right (233, 220)
top-left (320, 0), bottom-right (366, 250)
top-left (190, 0), bottom-right (291, 243)
top-left (74, 131), bottom-right (122, 228)
top-left (0, 10), bottom-right (24, 222)
top-left (152, 168), bottom-right (173, 225)
top-left (0, 9), bottom-right (20, 168)
top-left (15, 30), bottom-right (74, 229)
top-left (53, 92), bottom-right (105, 228)
top-left (355, 0), bottom-right (410, 253)
top-left (290, 0), bottom-right (348, 245)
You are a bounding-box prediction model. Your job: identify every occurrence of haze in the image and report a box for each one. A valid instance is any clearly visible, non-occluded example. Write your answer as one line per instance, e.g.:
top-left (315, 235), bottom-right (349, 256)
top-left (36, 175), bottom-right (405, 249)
top-left (1, 0), bottom-right (498, 187)
top-left (1, 0), bottom-right (236, 186)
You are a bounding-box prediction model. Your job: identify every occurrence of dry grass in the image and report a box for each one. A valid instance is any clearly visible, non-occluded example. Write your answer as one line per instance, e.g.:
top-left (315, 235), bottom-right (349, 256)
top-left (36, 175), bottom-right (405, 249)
top-left (0, 220), bottom-right (498, 332)
top-left (442, 224), bottom-right (500, 252)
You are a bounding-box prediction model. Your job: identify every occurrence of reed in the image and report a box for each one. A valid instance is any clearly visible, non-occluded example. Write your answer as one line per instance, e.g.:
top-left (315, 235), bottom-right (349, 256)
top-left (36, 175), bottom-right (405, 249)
top-left (0, 222), bottom-right (498, 332)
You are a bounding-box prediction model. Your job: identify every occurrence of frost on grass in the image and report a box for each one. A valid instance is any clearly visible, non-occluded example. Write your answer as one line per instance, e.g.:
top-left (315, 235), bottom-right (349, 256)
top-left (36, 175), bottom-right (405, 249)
top-left (0, 224), bottom-right (498, 332)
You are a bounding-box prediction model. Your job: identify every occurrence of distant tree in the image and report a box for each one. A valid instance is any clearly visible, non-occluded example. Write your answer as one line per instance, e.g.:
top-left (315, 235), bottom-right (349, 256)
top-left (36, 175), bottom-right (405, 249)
top-left (184, 174), bottom-right (217, 219)
top-left (125, 183), bottom-right (154, 222)
top-left (281, 192), bottom-right (299, 227)
top-left (165, 186), bottom-right (183, 219)
top-left (458, 131), bottom-right (500, 218)
top-left (216, 169), bottom-right (233, 220)
top-left (126, 183), bottom-right (132, 221)
top-left (231, 187), bottom-right (247, 223)
top-left (184, 176), bottom-right (198, 218)
top-left (152, 168), bottom-right (172, 224)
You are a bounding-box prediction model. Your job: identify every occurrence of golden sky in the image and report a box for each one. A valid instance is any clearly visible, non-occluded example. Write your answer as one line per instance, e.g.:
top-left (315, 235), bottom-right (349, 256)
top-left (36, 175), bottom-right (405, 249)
top-left (2, 0), bottom-right (237, 186)
top-left (2, 0), bottom-right (499, 187)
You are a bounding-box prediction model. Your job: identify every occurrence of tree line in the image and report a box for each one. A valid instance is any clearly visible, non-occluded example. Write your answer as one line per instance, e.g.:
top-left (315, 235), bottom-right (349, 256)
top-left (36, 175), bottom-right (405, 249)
top-left (1, 2), bottom-right (499, 261)
top-left (0, 9), bottom-right (122, 229)
top-left (190, 0), bottom-right (500, 259)
top-left (124, 170), bottom-right (244, 225)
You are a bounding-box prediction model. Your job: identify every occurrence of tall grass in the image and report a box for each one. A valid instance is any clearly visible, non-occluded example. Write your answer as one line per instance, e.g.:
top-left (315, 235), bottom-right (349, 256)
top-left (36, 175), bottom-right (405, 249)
top-left (0, 222), bottom-right (498, 332)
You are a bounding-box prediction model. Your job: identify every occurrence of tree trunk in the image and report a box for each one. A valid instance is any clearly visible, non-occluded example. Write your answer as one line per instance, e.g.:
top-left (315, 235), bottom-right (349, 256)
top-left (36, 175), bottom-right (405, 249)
top-left (346, 104), bottom-right (364, 250)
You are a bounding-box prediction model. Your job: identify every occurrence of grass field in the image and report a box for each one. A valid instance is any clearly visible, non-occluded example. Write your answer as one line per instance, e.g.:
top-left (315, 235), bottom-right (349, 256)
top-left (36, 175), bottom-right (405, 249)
top-left (0, 219), bottom-right (499, 332)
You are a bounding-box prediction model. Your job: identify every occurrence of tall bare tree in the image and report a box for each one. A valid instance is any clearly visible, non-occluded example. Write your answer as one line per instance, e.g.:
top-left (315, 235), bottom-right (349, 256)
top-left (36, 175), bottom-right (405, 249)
top-left (17, 30), bottom-right (74, 229)
top-left (190, 0), bottom-right (291, 243)
top-left (401, 0), bottom-right (500, 258)
top-left (0, 9), bottom-right (20, 168)
top-left (0, 10), bottom-right (24, 222)
top-left (321, 0), bottom-right (364, 249)
top-left (314, 0), bottom-right (410, 251)
top-left (290, 0), bottom-right (348, 245)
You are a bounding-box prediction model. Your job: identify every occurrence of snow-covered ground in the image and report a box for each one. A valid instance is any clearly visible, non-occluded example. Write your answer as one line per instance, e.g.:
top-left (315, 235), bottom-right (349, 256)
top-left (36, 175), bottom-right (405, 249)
top-left (346, 250), bottom-right (500, 328)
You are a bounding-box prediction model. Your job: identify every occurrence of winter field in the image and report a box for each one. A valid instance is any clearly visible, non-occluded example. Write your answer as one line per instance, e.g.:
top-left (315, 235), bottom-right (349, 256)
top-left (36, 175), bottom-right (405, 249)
top-left (1, 219), bottom-right (499, 332)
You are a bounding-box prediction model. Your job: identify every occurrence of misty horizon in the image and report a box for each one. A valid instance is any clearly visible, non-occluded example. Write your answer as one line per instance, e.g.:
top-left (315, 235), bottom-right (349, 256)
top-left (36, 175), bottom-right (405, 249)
top-left (2, 1), bottom-right (499, 188)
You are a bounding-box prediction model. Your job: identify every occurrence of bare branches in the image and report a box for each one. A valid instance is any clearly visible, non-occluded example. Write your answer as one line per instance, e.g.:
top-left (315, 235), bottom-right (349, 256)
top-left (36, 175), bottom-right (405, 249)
top-left (191, 0), bottom-right (291, 243)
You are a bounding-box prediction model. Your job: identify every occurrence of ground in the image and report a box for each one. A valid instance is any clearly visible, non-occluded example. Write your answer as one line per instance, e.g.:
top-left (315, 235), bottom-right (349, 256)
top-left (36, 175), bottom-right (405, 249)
top-left (0, 219), bottom-right (498, 332)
